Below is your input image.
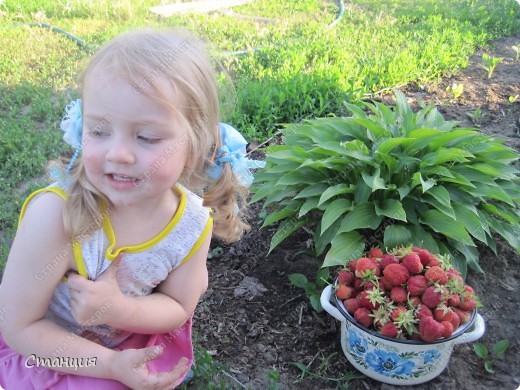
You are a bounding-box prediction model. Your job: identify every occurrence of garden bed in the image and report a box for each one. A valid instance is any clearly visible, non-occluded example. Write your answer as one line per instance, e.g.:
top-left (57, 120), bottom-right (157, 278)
top-left (192, 34), bottom-right (520, 389)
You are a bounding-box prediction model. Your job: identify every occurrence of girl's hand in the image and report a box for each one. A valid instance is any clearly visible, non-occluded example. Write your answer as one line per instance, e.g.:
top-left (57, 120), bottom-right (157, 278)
top-left (68, 256), bottom-right (125, 326)
top-left (111, 345), bottom-right (190, 390)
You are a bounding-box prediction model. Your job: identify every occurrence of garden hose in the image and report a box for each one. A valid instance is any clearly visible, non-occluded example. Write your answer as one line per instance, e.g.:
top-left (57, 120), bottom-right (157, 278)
top-left (3, 23), bottom-right (93, 52)
top-left (3, 0), bottom-right (345, 56)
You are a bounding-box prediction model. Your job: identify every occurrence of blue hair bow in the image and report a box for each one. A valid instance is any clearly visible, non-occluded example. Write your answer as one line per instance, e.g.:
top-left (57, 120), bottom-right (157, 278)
top-left (60, 99), bottom-right (83, 170)
top-left (207, 123), bottom-right (265, 188)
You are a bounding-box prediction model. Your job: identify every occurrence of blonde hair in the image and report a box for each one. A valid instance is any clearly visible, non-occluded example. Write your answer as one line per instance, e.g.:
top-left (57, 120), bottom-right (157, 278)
top-left (60, 28), bottom-right (249, 243)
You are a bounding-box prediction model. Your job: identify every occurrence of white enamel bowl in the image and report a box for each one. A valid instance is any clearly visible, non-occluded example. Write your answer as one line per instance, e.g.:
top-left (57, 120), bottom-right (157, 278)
top-left (321, 285), bottom-right (485, 385)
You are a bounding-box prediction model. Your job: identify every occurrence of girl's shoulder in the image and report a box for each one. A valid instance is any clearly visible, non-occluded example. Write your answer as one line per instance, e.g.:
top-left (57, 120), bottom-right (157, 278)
top-left (18, 184), bottom-right (69, 225)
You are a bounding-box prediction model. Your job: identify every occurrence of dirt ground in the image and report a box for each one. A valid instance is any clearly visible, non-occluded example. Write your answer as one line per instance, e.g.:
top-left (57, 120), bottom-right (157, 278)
top-left (192, 35), bottom-right (520, 389)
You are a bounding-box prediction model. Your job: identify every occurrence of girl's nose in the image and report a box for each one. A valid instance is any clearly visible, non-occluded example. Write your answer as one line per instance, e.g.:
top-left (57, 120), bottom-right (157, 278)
top-left (106, 137), bottom-right (136, 164)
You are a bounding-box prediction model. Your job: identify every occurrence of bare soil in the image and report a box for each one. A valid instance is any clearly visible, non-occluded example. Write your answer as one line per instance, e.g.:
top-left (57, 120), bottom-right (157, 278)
top-left (192, 35), bottom-right (520, 389)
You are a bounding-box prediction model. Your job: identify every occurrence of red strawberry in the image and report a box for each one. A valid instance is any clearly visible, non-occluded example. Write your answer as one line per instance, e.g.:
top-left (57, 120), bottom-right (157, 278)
top-left (407, 275), bottom-right (428, 296)
top-left (427, 254), bottom-right (442, 267)
top-left (343, 297), bottom-right (360, 314)
top-left (416, 304), bottom-right (433, 321)
top-left (458, 297), bottom-right (477, 311)
top-left (358, 290), bottom-right (379, 310)
top-left (433, 307), bottom-right (454, 322)
top-left (354, 307), bottom-right (373, 328)
top-left (383, 263), bottom-right (410, 287)
top-left (416, 248), bottom-right (432, 266)
top-left (380, 254), bottom-right (399, 270)
top-left (454, 308), bottom-right (472, 324)
top-left (463, 285), bottom-right (475, 296)
top-left (368, 247), bottom-right (384, 259)
top-left (391, 306), bottom-right (407, 321)
top-left (408, 296), bottom-right (422, 307)
top-left (425, 266), bottom-right (448, 285)
top-left (348, 259), bottom-right (358, 273)
top-left (441, 320), bottom-right (454, 338)
top-left (355, 257), bottom-right (378, 278)
top-left (390, 286), bottom-right (408, 303)
top-left (379, 275), bottom-right (394, 291)
top-left (353, 278), bottom-right (364, 291)
top-left (380, 322), bottom-right (399, 338)
top-left (447, 311), bottom-right (461, 330)
top-left (401, 253), bottom-right (423, 275)
top-left (422, 286), bottom-right (443, 309)
top-left (337, 270), bottom-right (354, 286)
top-left (363, 281), bottom-right (377, 291)
top-left (336, 285), bottom-right (354, 300)
top-left (447, 294), bottom-right (460, 307)
top-left (419, 316), bottom-right (444, 342)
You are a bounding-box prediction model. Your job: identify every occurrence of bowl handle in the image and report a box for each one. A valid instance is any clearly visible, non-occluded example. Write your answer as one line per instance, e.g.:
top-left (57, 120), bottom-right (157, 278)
top-left (320, 285), bottom-right (346, 323)
top-left (453, 313), bottom-right (485, 345)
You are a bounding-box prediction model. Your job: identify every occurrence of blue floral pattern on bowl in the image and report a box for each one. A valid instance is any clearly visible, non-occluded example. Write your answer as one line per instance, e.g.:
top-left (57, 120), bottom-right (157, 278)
top-left (346, 326), bottom-right (445, 380)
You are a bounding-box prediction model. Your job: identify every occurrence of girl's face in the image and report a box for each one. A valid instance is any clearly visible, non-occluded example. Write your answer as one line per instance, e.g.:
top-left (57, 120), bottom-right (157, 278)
top-left (81, 68), bottom-right (189, 209)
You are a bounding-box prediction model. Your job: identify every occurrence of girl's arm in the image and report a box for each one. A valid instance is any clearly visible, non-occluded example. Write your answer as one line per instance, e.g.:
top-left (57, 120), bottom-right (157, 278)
top-left (0, 193), bottom-right (187, 388)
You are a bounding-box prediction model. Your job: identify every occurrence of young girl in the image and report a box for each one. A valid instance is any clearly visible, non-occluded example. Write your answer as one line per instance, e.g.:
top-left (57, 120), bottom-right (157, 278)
top-left (0, 28), bottom-right (263, 389)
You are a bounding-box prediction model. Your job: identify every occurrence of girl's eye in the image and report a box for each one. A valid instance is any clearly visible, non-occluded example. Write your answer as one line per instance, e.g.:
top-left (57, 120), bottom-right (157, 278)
top-left (88, 129), bottom-right (107, 137)
top-left (138, 135), bottom-right (160, 144)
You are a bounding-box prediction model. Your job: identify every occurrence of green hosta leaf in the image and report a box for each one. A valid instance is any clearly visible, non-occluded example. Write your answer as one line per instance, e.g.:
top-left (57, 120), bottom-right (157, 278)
top-left (354, 182), bottom-right (372, 203)
top-left (451, 240), bottom-right (481, 274)
top-left (452, 203), bottom-right (488, 244)
top-left (421, 148), bottom-right (474, 166)
top-left (314, 218), bottom-right (342, 257)
top-left (268, 218), bottom-right (307, 254)
top-left (362, 168), bottom-right (387, 192)
top-left (318, 184), bottom-right (354, 206)
top-left (407, 225), bottom-right (439, 253)
top-left (309, 141), bottom-right (352, 156)
top-left (323, 231), bottom-right (365, 267)
top-left (277, 170), bottom-right (326, 186)
top-left (262, 189), bottom-right (298, 208)
top-left (419, 209), bottom-right (475, 246)
top-left (384, 224), bottom-right (412, 249)
top-left (423, 193), bottom-right (456, 221)
top-left (375, 152), bottom-right (398, 173)
top-left (493, 340), bottom-right (510, 357)
top-left (478, 143), bottom-right (519, 164)
top-left (321, 198), bottom-right (353, 235)
top-left (405, 128), bottom-right (442, 154)
top-left (428, 129), bottom-right (478, 150)
top-left (466, 183), bottom-right (514, 206)
top-left (481, 203), bottom-right (519, 224)
top-left (267, 147), bottom-right (311, 162)
top-left (294, 184), bottom-right (329, 199)
top-left (262, 206), bottom-right (298, 227)
top-left (397, 185), bottom-right (411, 200)
top-left (375, 199), bottom-right (407, 222)
top-left (421, 165), bottom-right (455, 179)
top-left (299, 197), bottom-right (320, 218)
top-left (377, 137), bottom-right (413, 154)
top-left (488, 218), bottom-right (520, 252)
top-left (350, 117), bottom-right (392, 139)
top-left (412, 172), bottom-right (436, 193)
top-left (338, 202), bottom-right (383, 233)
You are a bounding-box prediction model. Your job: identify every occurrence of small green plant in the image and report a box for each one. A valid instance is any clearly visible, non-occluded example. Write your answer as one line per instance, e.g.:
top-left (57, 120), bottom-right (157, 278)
top-left (473, 339), bottom-right (510, 373)
top-left (266, 369), bottom-right (283, 390)
top-left (446, 82), bottom-right (464, 99)
top-left (512, 45), bottom-right (520, 61)
top-left (251, 91), bottom-right (520, 279)
top-left (288, 267), bottom-right (329, 312)
top-left (481, 53), bottom-right (504, 78)
top-left (466, 108), bottom-right (486, 126)
top-left (291, 353), bottom-right (362, 387)
top-left (508, 95), bottom-right (519, 104)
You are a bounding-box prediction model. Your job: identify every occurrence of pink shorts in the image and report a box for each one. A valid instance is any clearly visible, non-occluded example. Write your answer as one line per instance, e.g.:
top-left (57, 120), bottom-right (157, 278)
top-left (0, 318), bottom-right (193, 390)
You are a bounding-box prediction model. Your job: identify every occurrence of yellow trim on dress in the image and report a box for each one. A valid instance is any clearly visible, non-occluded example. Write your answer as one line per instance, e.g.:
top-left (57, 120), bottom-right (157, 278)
top-left (18, 187), bottom-right (68, 227)
top-left (102, 186), bottom-right (187, 261)
top-left (18, 186), bottom-right (88, 280)
top-left (180, 217), bottom-right (213, 265)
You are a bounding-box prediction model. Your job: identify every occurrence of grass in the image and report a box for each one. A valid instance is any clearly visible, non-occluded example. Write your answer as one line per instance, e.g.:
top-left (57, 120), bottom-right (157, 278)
top-left (0, 0), bottom-right (519, 384)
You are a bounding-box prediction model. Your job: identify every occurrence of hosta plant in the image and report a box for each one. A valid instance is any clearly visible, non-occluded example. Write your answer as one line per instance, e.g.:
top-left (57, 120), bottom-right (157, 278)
top-left (251, 91), bottom-right (520, 277)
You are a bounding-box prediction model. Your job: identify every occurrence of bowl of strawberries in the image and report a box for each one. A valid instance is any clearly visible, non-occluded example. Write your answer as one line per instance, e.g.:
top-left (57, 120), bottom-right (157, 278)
top-left (320, 246), bottom-right (485, 385)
